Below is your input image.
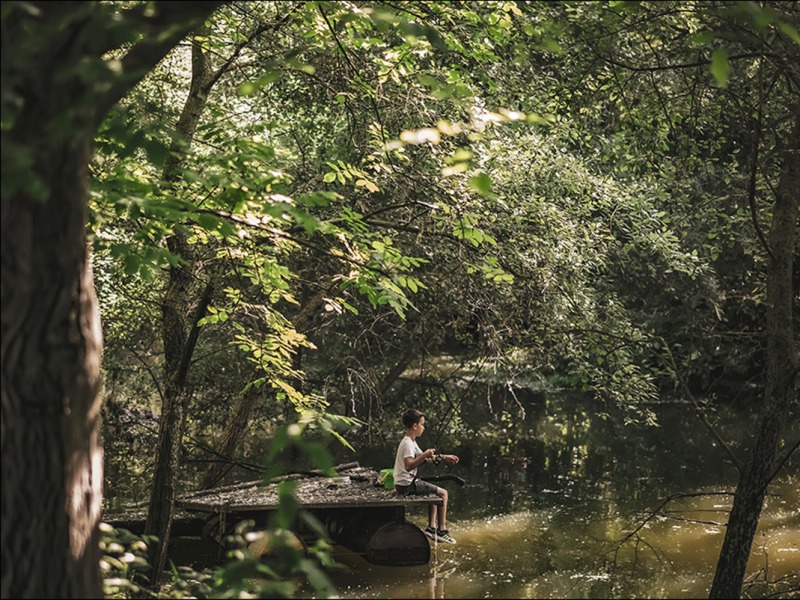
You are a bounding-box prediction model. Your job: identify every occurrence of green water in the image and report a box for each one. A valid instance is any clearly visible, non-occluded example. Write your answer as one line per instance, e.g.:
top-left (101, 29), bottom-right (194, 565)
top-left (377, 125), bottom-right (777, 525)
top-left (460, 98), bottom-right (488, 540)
top-left (321, 397), bottom-right (800, 599)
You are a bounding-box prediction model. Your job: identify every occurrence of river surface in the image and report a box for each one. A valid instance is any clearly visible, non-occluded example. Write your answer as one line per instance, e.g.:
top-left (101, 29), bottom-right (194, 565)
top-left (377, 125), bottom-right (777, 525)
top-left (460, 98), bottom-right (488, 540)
top-left (318, 396), bottom-right (799, 599)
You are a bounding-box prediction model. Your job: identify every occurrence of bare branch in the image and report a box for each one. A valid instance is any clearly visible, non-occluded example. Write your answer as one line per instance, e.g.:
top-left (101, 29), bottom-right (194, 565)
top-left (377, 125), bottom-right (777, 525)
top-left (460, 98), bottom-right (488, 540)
top-left (656, 336), bottom-right (743, 473)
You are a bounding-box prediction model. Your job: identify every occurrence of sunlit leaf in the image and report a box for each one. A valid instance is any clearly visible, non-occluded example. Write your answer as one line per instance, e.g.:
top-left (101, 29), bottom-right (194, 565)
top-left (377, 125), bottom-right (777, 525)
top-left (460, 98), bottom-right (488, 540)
top-left (469, 173), bottom-right (494, 196)
top-left (710, 48), bottom-right (730, 87)
top-left (399, 128), bottom-right (441, 145)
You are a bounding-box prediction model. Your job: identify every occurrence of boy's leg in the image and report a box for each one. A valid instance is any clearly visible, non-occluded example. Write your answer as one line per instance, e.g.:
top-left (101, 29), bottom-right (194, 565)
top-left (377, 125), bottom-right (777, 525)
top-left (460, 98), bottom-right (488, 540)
top-left (414, 482), bottom-right (456, 544)
top-left (428, 504), bottom-right (438, 530)
top-left (412, 479), bottom-right (443, 533)
top-left (435, 486), bottom-right (448, 530)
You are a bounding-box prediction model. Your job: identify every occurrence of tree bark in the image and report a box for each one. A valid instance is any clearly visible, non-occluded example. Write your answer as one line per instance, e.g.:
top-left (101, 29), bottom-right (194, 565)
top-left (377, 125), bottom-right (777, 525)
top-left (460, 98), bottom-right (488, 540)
top-left (1, 136), bottom-right (104, 600)
top-left (143, 30), bottom-right (216, 581)
top-left (145, 279), bottom-right (213, 579)
top-left (200, 387), bottom-right (263, 489)
top-left (0, 3), bottom-right (221, 597)
top-left (144, 4), bottom-right (301, 571)
top-left (709, 116), bottom-right (800, 598)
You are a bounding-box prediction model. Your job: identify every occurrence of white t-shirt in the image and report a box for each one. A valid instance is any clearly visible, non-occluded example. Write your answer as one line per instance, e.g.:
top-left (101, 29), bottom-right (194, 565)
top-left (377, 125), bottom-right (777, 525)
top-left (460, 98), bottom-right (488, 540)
top-left (393, 435), bottom-right (422, 486)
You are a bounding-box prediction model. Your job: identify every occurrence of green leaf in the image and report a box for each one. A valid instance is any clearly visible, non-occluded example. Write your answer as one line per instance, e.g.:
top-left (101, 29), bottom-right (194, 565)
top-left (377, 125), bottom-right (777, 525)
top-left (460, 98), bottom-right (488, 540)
top-left (710, 48), bottom-right (730, 87)
top-left (778, 21), bottom-right (800, 44)
top-left (422, 25), bottom-right (448, 51)
top-left (355, 178), bottom-right (379, 192)
top-left (123, 254), bottom-right (139, 275)
top-left (417, 74), bottom-right (444, 88)
top-left (303, 441), bottom-right (335, 474)
top-left (469, 173), bottom-right (494, 196)
top-left (195, 212), bottom-right (220, 231)
top-left (341, 301), bottom-right (358, 315)
top-left (298, 191), bottom-right (337, 206)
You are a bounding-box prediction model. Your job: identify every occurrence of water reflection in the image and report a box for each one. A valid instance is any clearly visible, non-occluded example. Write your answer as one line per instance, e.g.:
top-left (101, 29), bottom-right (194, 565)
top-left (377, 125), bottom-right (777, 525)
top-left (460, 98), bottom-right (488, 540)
top-left (330, 395), bottom-right (799, 599)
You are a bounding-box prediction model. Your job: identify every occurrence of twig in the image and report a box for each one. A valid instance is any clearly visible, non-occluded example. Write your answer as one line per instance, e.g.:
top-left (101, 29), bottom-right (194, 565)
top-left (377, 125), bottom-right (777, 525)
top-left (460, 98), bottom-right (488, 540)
top-left (129, 347), bottom-right (166, 406)
top-left (761, 437), bottom-right (799, 497)
top-left (431, 355), bottom-right (489, 446)
top-left (614, 491), bottom-right (734, 548)
top-left (655, 513), bottom-right (725, 527)
top-left (656, 336), bottom-right (742, 473)
top-left (747, 60), bottom-right (776, 261)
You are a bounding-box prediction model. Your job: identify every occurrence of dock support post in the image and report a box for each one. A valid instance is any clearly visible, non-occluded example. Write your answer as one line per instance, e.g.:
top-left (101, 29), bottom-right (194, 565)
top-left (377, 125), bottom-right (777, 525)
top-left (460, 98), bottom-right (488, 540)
top-left (323, 507), bottom-right (430, 566)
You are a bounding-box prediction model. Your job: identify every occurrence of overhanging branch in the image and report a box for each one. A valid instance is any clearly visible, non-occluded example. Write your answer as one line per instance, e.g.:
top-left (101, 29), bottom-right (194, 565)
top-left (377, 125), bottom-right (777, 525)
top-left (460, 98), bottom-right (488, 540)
top-left (95, 1), bottom-right (226, 124)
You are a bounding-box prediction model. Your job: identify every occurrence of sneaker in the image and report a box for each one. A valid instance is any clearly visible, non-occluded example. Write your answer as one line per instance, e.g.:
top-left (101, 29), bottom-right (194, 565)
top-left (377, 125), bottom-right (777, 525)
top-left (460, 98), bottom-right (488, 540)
top-left (437, 529), bottom-right (457, 544)
top-left (424, 526), bottom-right (438, 540)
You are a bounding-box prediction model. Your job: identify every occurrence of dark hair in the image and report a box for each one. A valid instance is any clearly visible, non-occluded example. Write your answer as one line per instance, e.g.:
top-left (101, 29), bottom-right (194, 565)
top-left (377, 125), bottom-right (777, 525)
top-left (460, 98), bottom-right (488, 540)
top-left (402, 409), bottom-right (425, 429)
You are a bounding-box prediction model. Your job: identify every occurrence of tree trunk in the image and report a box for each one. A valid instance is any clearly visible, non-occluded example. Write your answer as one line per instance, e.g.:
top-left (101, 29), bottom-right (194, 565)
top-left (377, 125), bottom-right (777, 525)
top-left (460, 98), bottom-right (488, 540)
top-left (143, 31), bottom-right (215, 581)
top-left (200, 387), bottom-right (263, 489)
top-left (144, 279), bottom-right (212, 580)
top-left (1, 138), bottom-right (104, 599)
top-left (709, 116), bottom-right (800, 598)
top-left (1, 3), bottom-right (223, 597)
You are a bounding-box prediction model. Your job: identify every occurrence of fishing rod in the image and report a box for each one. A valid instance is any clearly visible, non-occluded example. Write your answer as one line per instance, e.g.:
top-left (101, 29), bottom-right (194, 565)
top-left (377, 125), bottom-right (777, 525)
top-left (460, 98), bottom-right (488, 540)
top-left (431, 354), bottom-right (489, 448)
top-left (425, 474), bottom-right (466, 486)
top-left (425, 356), bottom-right (489, 487)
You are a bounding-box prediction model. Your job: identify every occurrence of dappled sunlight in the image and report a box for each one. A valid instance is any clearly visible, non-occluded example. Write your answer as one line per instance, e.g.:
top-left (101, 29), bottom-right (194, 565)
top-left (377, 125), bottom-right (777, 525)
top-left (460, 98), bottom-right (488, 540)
top-left (331, 397), bottom-right (799, 599)
top-left (438, 511), bottom-right (540, 547)
top-left (590, 482), bottom-right (800, 598)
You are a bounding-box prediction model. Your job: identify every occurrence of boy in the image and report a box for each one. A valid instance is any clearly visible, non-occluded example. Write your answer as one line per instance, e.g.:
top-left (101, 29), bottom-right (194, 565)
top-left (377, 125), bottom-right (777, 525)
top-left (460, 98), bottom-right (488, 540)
top-left (393, 408), bottom-right (460, 544)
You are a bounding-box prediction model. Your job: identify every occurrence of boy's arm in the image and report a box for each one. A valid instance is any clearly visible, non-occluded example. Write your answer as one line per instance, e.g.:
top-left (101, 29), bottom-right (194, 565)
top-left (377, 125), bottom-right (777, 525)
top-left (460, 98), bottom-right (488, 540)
top-left (404, 448), bottom-right (435, 470)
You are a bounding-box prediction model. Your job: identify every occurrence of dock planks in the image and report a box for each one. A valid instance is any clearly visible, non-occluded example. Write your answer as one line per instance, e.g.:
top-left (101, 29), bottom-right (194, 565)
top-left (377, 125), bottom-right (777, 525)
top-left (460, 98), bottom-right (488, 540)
top-left (103, 464), bottom-right (443, 566)
top-left (175, 465), bottom-right (442, 513)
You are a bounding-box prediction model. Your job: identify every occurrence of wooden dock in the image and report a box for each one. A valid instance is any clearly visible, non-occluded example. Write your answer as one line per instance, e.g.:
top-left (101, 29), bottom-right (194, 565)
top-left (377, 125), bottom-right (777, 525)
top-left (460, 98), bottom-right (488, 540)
top-left (176, 465), bottom-right (440, 512)
top-left (104, 464), bottom-right (442, 566)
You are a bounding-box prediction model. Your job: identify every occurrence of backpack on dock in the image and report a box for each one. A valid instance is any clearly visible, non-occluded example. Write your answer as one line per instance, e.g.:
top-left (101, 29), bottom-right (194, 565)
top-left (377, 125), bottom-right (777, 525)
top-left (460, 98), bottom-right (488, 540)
top-left (378, 468), bottom-right (394, 490)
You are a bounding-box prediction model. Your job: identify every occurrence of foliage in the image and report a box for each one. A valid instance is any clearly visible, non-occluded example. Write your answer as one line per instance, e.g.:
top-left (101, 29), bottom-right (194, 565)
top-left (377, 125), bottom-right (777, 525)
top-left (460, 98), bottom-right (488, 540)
top-left (95, 0), bottom-right (796, 442)
top-left (101, 408), bottom-right (353, 598)
top-left (86, 0), bottom-right (799, 596)
top-left (100, 523), bottom-right (154, 598)
top-left (100, 519), bottom-right (337, 600)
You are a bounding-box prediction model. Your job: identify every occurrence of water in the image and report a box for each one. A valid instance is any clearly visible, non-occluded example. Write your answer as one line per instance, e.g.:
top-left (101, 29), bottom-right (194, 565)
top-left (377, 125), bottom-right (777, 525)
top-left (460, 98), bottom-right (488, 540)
top-left (321, 396), bottom-right (800, 599)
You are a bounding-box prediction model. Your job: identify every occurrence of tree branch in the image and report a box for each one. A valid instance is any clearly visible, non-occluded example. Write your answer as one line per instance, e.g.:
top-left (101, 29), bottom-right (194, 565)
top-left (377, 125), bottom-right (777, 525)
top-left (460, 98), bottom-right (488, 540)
top-left (602, 51), bottom-right (770, 74)
top-left (748, 60), bottom-right (776, 261)
top-left (174, 280), bottom-right (214, 389)
top-left (656, 336), bottom-right (742, 473)
top-left (204, 3), bottom-right (303, 94)
top-left (95, 1), bottom-right (225, 124)
top-left (762, 437), bottom-right (799, 498)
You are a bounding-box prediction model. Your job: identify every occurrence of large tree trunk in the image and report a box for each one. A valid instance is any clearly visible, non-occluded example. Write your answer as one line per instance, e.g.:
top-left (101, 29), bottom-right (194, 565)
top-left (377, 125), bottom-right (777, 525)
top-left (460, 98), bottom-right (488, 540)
top-left (1, 4), bottom-right (222, 597)
top-left (709, 116), bottom-right (800, 598)
top-left (1, 138), bottom-right (104, 599)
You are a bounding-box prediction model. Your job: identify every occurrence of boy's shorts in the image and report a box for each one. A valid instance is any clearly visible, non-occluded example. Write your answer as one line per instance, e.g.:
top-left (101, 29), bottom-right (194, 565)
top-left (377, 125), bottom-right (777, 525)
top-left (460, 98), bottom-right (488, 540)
top-left (395, 479), bottom-right (439, 496)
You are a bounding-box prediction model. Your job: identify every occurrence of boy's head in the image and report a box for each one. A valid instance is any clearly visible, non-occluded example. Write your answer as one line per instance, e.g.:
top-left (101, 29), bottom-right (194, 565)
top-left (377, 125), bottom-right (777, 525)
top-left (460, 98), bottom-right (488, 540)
top-left (402, 408), bottom-right (425, 430)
